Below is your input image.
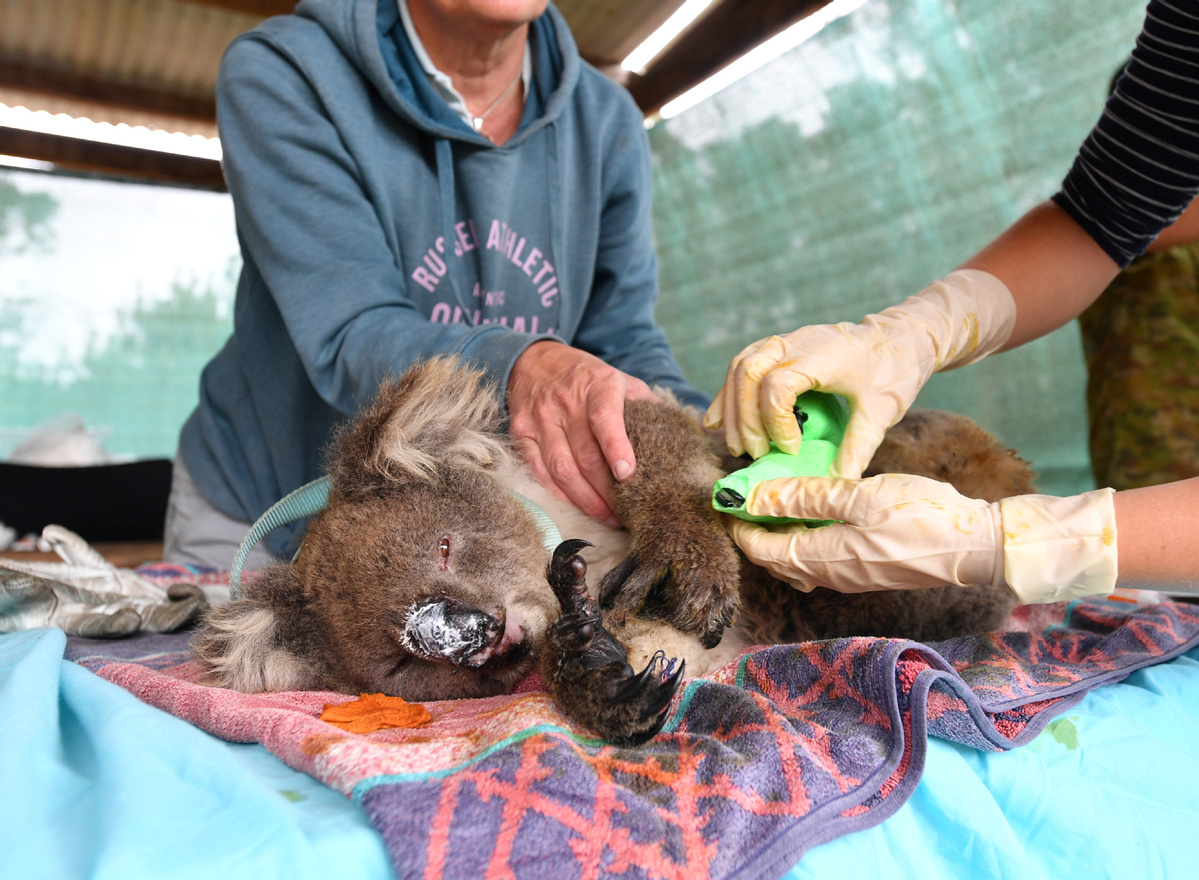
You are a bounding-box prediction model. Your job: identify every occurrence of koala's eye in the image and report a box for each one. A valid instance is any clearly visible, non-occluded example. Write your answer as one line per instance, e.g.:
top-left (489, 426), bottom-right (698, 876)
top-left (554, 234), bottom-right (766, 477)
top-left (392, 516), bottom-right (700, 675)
top-left (436, 535), bottom-right (452, 571)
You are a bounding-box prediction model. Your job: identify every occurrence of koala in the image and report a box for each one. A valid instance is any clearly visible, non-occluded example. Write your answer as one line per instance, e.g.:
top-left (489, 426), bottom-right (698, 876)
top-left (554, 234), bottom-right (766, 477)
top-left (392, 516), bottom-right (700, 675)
top-left (193, 357), bottom-right (1032, 744)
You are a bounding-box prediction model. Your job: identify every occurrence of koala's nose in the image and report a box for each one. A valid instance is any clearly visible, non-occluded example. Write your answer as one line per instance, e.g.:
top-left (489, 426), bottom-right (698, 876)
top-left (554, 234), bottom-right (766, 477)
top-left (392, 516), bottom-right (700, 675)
top-left (402, 598), bottom-right (504, 667)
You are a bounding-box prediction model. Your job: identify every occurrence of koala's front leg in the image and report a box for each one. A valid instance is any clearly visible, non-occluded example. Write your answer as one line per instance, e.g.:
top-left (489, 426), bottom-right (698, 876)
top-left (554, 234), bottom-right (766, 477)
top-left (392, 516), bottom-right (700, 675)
top-left (600, 397), bottom-right (741, 648)
top-left (541, 540), bottom-right (685, 745)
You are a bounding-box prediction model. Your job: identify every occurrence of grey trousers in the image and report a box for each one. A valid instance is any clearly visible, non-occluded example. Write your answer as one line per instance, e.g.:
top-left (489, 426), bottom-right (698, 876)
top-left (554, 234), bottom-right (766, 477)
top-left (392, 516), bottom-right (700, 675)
top-left (162, 455), bottom-right (278, 574)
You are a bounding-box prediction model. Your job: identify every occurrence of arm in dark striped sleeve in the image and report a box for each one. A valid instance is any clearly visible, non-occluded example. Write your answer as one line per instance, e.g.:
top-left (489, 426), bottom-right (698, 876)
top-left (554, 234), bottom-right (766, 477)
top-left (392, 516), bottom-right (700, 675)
top-left (1053, 0), bottom-right (1199, 267)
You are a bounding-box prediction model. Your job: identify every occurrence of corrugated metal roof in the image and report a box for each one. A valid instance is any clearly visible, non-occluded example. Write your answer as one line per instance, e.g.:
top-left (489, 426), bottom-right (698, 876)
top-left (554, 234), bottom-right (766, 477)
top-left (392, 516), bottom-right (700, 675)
top-left (0, 0), bottom-right (831, 183)
top-left (2, 0), bottom-right (252, 89)
top-left (0, 0), bottom-right (691, 139)
top-left (0, 0), bottom-right (260, 136)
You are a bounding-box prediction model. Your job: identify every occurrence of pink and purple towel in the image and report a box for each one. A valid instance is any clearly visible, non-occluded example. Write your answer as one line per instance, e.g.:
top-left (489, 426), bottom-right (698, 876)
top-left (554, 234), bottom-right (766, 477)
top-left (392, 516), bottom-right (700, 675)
top-left (66, 566), bottom-right (1199, 880)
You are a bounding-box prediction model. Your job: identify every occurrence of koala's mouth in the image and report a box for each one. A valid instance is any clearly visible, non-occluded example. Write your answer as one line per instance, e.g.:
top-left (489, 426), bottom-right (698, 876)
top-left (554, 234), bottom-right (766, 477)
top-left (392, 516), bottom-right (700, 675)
top-left (401, 598), bottom-right (528, 669)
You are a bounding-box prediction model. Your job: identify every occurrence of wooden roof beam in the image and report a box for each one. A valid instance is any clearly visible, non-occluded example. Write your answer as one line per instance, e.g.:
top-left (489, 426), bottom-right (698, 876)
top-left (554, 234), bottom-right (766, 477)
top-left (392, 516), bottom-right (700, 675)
top-left (178, 0), bottom-right (295, 16)
top-left (627, 0), bottom-right (829, 116)
top-left (0, 125), bottom-right (226, 189)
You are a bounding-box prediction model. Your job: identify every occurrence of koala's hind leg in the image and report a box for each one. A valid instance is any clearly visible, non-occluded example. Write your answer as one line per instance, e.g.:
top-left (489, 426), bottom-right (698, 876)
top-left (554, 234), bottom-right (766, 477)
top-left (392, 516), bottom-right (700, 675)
top-left (541, 540), bottom-right (685, 745)
top-left (741, 410), bottom-right (1034, 645)
top-left (192, 564), bottom-right (329, 693)
top-left (599, 396), bottom-right (742, 648)
top-left (863, 409), bottom-right (1037, 502)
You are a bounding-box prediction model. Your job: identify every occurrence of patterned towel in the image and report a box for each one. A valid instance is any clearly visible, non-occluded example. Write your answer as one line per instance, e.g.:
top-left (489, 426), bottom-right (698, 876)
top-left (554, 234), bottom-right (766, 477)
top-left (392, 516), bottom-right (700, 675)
top-left (66, 566), bottom-right (1199, 880)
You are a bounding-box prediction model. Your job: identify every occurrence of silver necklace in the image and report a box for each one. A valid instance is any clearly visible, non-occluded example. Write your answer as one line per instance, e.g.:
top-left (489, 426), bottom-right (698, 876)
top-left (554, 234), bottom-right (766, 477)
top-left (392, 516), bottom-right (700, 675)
top-left (471, 68), bottom-right (523, 133)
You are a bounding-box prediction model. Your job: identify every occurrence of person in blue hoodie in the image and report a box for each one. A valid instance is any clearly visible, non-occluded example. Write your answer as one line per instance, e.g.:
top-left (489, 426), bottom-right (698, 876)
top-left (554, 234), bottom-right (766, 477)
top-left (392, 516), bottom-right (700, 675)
top-left (163, 0), bottom-right (709, 569)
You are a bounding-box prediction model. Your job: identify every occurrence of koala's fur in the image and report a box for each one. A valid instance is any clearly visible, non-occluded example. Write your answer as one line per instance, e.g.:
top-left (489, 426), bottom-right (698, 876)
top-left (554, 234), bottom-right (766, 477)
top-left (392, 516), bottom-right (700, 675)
top-left (194, 357), bottom-right (1033, 741)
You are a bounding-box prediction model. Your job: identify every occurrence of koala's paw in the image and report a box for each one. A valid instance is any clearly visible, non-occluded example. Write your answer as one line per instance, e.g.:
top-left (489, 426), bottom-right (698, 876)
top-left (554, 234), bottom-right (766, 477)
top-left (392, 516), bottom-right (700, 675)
top-left (541, 540), bottom-right (685, 746)
top-left (597, 518), bottom-right (741, 649)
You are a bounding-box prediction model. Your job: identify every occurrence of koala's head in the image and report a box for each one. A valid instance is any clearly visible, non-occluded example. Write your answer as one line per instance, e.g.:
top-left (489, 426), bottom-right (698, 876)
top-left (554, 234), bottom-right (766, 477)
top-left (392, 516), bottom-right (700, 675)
top-left (195, 358), bottom-right (558, 701)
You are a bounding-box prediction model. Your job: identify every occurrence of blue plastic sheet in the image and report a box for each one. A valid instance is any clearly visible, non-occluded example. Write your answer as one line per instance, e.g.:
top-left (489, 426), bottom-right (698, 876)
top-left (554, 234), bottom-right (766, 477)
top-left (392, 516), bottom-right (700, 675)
top-left (0, 628), bottom-right (393, 880)
top-left (6, 626), bottom-right (1198, 879)
top-left (788, 646), bottom-right (1199, 878)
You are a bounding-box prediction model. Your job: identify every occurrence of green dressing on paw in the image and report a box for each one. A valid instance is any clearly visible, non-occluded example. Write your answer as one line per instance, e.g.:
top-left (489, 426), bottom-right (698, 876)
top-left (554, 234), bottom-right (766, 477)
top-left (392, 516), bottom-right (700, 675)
top-left (712, 391), bottom-right (848, 526)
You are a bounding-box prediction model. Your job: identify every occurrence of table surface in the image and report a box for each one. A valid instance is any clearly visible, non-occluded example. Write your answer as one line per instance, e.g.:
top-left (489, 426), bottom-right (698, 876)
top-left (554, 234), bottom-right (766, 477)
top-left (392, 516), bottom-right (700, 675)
top-left (0, 542), bottom-right (164, 569)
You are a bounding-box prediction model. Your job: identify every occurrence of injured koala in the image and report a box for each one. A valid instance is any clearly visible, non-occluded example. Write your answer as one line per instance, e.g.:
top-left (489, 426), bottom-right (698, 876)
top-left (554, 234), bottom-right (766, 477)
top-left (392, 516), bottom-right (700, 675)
top-left (193, 357), bottom-right (1034, 744)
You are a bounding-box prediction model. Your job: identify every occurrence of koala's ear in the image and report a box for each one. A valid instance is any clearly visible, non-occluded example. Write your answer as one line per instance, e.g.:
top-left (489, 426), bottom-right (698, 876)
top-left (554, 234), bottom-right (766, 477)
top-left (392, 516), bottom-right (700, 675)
top-left (192, 567), bottom-right (321, 693)
top-left (328, 356), bottom-right (508, 493)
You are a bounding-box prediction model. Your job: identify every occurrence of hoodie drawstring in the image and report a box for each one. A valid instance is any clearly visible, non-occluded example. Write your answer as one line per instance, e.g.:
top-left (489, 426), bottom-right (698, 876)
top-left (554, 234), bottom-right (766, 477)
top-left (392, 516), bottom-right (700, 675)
top-left (434, 137), bottom-right (475, 321)
top-left (544, 121), bottom-right (570, 338)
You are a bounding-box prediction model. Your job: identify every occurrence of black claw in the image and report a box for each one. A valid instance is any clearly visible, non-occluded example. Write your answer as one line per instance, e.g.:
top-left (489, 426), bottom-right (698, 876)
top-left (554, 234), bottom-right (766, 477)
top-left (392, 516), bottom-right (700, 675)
top-left (546, 538), bottom-right (625, 669)
top-left (714, 488), bottom-right (745, 509)
top-left (611, 650), bottom-right (684, 711)
top-left (618, 660), bottom-right (685, 746)
top-left (700, 621), bottom-right (725, 649)
top-left (551, 539), bottom-right (593, 568)
top-left (548, 539), bottom-right (593, 607)
top-left (612, 650), bottom-right (664, 703)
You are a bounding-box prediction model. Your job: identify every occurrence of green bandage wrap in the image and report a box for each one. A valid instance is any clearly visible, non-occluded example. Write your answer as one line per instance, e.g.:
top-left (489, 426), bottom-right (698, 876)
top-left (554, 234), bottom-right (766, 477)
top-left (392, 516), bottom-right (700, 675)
top-left (712, 391), bottom-right (848, 525)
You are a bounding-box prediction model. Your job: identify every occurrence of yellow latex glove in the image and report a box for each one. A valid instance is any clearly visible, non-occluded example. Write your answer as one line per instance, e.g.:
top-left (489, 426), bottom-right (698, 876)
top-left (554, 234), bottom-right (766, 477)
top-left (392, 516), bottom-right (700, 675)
top-left (704, 270), bottom-right (1016, 478)
top-left (729, 474), bottom-right (1119, 605)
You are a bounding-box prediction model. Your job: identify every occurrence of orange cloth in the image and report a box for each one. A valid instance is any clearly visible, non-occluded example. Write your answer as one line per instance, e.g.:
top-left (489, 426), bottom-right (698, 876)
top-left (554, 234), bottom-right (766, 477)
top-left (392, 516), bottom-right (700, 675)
top-left (319, 692), bottom-right (432, 733)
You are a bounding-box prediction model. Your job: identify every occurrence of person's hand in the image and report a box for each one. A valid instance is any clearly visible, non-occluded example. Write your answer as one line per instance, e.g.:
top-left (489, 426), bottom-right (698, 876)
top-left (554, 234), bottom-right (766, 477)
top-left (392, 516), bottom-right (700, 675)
top-left (0, 566), bottom-right (207, 637)
top-left (704, 270), bottom-right (1017, 478)
top-left (728, 473), bottom-right (1118, 605)
top-left (0, 524), bottom-right (209, 637)
top-left (507, 341), bottom-right (658, 526)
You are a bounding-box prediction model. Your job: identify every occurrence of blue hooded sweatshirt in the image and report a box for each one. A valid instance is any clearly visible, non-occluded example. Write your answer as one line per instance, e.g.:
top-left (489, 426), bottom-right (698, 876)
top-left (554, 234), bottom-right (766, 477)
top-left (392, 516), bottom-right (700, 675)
top-left (178, 0), bottom-right (707, 555)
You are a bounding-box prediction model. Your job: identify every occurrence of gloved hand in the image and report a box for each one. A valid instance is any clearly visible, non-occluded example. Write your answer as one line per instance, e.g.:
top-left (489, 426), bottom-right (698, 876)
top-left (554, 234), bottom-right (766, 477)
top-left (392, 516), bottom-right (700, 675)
top-left (704, 269), bottom-right (1017, 478)
top-left (0, 567), bottom-right (207, 637)
top-left (0, 525), bottom-right (208, 637)
top-left (729, 474), bottom-right (1118, 605)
